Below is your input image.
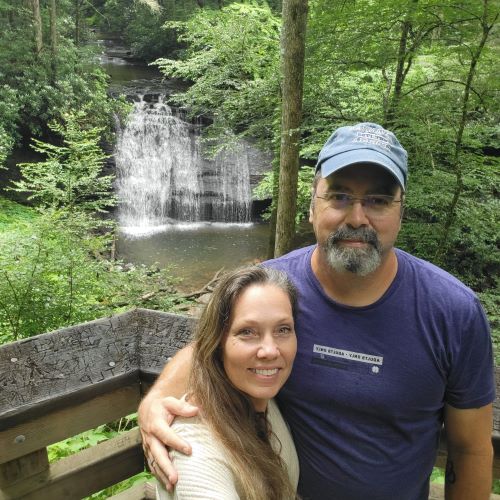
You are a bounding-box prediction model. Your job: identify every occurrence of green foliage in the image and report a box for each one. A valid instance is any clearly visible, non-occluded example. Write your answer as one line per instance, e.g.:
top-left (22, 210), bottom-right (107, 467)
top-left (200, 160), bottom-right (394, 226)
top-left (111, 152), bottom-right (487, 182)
top-left (11, 112), bottom-right (116, 214)
top-left (99, 0), bottom-right (177, 61)
top-left (0, 0), bottom-right (126, 159)
top-left (254, 166), bottom-right (315, 225)
top-left (0, 211), bottom-right (107, 342)
top-left (0, 111), bottom-right (189, 342)
top-left (480, 289), bottom-right (500, 364)
top-left (151, 1), bottom-right (498, 341)
top-left (0, 207), bottom-right (189, 344)
top-left (0, 198), bottom-right (36, 230)
top-left (48, 426), bottom-right (116, 462)
top-left (154, 2), bottom-right (281, 148)
top-left (85, 472), bottom-right (153, 499)
top-left (0, 0), bottom-right (496, 356)
top-left (430, 467), bottom-right (445, 485)
top-left (97, 0), bottom-right (227, 61)
top-left (48, 413), bottom-right (139, 462)
top-left (0, 85), bottom-right (19, 166)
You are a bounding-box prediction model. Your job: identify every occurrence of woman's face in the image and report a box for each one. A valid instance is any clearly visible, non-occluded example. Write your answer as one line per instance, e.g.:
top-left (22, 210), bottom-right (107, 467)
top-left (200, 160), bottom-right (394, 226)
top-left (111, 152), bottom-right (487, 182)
top-left (222, 283), bottom-right (297, 412)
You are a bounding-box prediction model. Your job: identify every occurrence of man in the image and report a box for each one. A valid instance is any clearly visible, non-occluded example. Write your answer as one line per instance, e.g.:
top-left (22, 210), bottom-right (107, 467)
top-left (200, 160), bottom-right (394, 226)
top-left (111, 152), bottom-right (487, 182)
top-left (138, 123), bottom-right (494, 499)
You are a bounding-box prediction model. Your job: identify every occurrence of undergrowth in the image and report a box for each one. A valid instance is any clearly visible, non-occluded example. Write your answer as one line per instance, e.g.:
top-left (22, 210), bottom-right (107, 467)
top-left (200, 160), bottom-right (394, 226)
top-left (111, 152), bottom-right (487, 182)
top-left (48, 413), bottom-right (154, 498)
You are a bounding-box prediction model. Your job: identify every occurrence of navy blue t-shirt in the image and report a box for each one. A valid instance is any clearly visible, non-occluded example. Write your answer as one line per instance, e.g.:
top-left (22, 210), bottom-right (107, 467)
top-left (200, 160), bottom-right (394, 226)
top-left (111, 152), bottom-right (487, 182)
top-left (267, 246), bottom-right (494, 500)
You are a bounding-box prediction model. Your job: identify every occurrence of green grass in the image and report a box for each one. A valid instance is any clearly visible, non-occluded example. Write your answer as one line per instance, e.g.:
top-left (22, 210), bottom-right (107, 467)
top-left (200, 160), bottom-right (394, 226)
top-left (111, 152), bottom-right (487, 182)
top-left (0, 196), bottom-right (36, 231)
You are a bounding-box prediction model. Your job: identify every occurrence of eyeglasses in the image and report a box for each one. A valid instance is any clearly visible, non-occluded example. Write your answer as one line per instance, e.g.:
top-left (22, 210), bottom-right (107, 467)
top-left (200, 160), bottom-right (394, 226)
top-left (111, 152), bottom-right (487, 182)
top-left (315, 192), bottom-right (403, 217)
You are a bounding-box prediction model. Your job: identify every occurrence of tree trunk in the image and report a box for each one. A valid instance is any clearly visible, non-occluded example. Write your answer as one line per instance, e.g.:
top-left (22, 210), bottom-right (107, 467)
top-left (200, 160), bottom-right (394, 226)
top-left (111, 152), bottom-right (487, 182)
top-left (274, 0), bottom-right (308, 258)
top-left (434, 0), bottom-right (497, 262)
top-left (31, 0), bottom-right (43, 56)
top-left (49, 0), bottom-right (57, 79)
top-left (384, 0), bottom-right (419, 126)
top-left (266, 163), bottom-right (280, 259)
top-left (74, 0), bottom-right (80, 46)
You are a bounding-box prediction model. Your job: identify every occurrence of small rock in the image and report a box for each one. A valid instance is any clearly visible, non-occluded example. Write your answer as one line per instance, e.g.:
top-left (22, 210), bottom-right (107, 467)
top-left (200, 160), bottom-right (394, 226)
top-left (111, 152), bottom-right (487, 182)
top-left (197, 293), bottom-right (212, 305)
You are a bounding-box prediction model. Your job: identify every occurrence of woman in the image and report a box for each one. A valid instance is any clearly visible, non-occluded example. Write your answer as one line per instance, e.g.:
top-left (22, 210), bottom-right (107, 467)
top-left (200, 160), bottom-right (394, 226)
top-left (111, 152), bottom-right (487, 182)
top-left (157, 265), bottom-right (299, 499)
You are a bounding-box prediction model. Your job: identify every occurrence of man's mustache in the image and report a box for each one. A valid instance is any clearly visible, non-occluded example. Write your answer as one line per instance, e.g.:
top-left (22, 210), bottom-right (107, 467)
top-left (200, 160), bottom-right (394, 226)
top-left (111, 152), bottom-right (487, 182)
top-left (327, 226), bottom-right (380, 248)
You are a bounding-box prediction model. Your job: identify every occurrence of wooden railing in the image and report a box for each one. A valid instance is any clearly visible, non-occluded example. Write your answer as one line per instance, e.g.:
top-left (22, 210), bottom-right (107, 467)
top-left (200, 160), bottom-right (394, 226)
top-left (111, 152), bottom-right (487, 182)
top-left (0, 309), bottom-right (194, 499)
top-left (0, 309), bottom-right (499, 499)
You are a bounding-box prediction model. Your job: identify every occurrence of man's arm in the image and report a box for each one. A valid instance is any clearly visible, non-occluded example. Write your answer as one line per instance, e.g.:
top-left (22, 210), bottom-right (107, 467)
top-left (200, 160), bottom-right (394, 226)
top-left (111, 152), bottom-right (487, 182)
top-left (138, 343), bottom-right (198, 488)
top-left (444, 403), bottom-right (493, 500)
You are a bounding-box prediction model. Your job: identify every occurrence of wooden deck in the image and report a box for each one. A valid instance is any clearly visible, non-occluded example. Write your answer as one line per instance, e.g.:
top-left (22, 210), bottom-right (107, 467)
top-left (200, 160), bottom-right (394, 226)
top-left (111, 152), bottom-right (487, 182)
top-left (0, 308), bottom-right (498, 499)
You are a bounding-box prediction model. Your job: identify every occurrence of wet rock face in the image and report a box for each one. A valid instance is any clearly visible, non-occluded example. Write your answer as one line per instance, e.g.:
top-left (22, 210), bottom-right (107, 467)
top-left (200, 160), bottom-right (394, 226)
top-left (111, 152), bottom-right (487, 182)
top-left (108, 78), bottom-right (189, 102)
top-left (114, 98), bottom-right (272, 228)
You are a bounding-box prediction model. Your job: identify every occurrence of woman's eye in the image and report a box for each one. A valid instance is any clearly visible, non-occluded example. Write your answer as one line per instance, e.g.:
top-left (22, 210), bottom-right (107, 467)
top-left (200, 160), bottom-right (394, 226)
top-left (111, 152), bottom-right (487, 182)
top-left (236, 329), bottom-right (255, 338)
top-left (277, 325), bottom-right (293, 335)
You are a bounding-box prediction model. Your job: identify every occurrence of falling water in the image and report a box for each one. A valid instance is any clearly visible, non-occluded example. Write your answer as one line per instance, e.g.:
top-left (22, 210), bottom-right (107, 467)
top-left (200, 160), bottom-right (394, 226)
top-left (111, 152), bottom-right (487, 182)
top-left (115, 96), bottom-right (255, 233)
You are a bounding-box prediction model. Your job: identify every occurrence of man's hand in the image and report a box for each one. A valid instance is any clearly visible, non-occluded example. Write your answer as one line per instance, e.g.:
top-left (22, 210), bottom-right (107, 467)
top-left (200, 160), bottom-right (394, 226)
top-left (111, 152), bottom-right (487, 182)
top-left (139, 393), bottom-right (199, 490)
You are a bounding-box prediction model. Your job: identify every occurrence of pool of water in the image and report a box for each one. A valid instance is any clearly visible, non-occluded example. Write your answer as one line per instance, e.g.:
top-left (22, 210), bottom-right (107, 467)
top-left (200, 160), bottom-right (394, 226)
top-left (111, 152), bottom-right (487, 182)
top-left (116, 222), bottom-right (273, 291)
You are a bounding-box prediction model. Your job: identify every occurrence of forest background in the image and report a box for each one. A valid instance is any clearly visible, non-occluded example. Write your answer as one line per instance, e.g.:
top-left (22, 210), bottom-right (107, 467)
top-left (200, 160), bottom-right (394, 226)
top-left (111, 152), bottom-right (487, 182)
top-left (1, 0), bottom-right (497, 346)
top-left (0, 0), bottom-right (498, 496)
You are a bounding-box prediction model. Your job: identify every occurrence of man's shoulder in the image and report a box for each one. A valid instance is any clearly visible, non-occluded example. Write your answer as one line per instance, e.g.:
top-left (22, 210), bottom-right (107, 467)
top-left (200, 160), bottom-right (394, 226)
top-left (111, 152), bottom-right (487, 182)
top-left (396, 248), bottom-right (477, 301)
top-left (264, 244), bottom-right (315, 272)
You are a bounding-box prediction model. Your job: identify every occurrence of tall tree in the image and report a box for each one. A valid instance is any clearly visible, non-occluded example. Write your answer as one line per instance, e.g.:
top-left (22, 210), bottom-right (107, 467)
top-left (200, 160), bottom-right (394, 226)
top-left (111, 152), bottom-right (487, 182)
top-left (74, 0), bottom-right (83, 46)
top-left (31, 0), bottom-right (43, 55)
top-left (49, 0), bottom-right (57, 78)
top-left (434, 0), bottom-right (498, 262)
top-left (274, 0), bottom-right (308, 257)
top-left (384, 0), bottom-right (420, 126)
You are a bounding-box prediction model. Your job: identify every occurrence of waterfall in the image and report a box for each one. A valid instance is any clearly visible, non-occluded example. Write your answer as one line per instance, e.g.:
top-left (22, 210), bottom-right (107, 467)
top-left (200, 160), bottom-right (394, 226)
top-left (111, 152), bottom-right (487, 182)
top-left (115, 96), bottom-right (254, 233)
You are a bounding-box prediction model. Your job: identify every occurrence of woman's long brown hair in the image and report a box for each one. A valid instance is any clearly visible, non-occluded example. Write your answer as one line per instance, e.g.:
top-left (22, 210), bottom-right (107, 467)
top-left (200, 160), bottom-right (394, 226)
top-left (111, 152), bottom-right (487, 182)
top-left (189, 266), bottom-right (298, 500)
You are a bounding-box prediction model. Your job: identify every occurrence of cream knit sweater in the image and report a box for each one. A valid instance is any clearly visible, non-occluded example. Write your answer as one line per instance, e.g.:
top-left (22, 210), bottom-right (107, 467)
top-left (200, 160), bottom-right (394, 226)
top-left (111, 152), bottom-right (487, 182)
top-left (156, 399), bottom-right (299, 499)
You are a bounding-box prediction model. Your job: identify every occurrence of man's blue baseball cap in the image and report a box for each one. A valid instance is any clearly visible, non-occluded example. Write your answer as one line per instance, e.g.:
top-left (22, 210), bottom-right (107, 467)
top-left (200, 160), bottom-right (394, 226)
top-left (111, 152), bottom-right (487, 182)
top-left (315, 123), bottom-right (408, 190)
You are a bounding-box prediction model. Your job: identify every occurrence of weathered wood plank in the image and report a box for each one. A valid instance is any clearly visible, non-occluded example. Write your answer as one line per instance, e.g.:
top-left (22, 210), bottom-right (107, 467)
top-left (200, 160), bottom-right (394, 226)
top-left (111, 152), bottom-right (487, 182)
top-left (0, 310), bottom-right (139, 416)
top-left (493, 368), bottom-right (500, 436)
top-left (0, 428), bottom-right (143, 500)
top-left (0, 309), bottom-right (194, 420)
top-left (0, 372), bottom-right (138, 431)
top-left (0, 449), bottom-right (48, 488)
top-left (137, 309), bottom-right (195, 374)
top-left (0, 384), bottom-right (140, 463)
top-left (2, 308), bottom-right (496, 430)
top-left (107, 481), bottom-right (147, 500)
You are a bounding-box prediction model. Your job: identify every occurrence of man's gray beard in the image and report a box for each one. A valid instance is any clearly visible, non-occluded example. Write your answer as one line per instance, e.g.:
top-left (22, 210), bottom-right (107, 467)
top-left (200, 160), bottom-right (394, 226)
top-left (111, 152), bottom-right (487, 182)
top-left (324, 226), bottom-right (382, 276)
